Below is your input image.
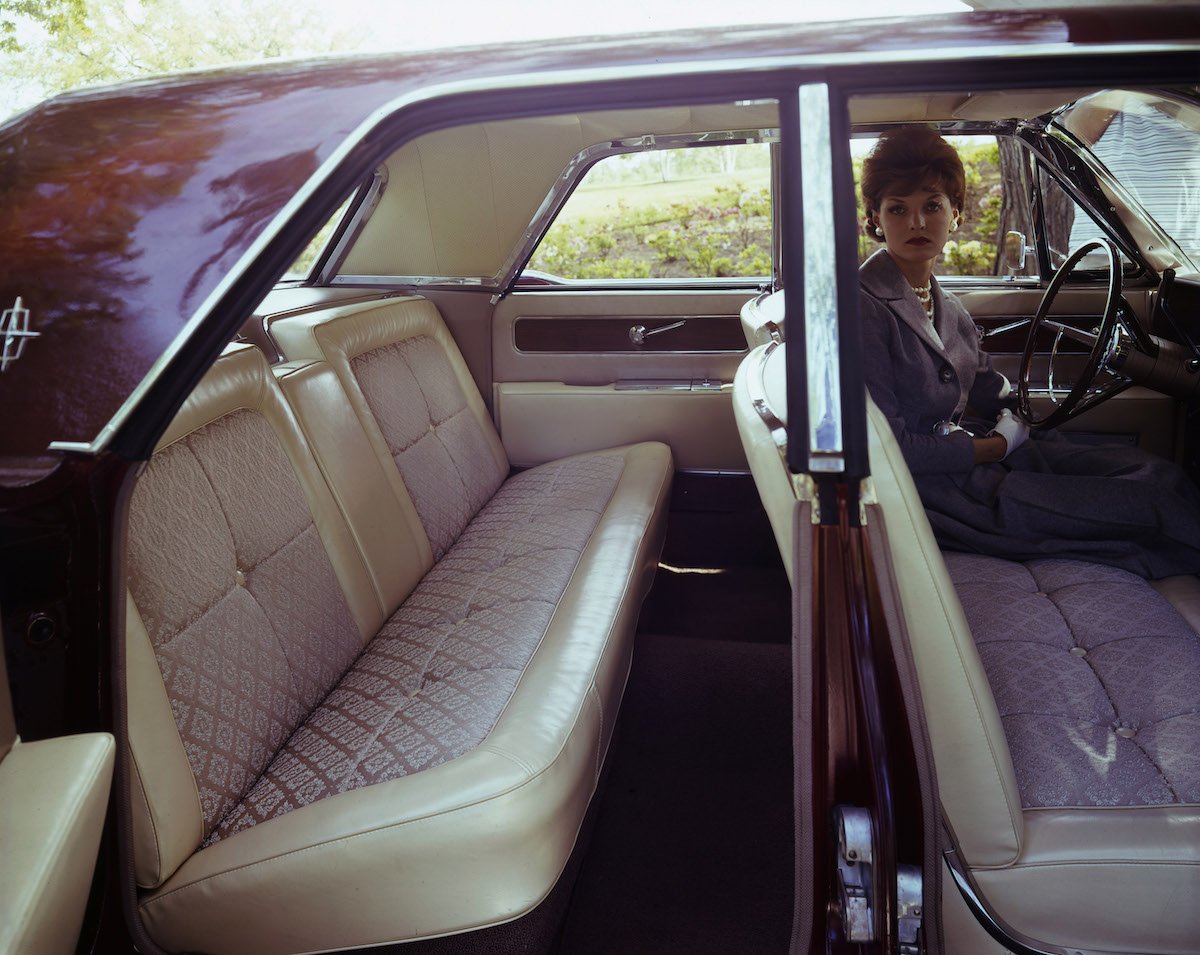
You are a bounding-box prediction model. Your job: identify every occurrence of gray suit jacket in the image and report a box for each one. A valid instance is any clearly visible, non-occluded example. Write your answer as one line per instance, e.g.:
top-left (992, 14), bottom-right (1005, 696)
top-left (860, 250), bottom-right (1011, 474)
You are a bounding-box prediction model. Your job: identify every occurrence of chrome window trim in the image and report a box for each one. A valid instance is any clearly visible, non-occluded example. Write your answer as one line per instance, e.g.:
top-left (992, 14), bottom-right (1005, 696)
top-left (936, 276), bottom-right (1044, 289)
top-left (509, 276), bottom-right (769, 290)
top-left (313, 165), bottom-right (390, 285)
top-left (52, 39), bottom-right (1200, 455)
top-left (797, 82), bottom-right (844, 473)
top-left (1021, 125), bottom-right (1161, 277)
top-left (1044, 119), bottom-right (1194, 273)
top-left (329, 274), bottom-right (487, 287)
top-left (331, 275), bottom-right (768, 291)
top-left (769, 140), bottom-right (783, 291)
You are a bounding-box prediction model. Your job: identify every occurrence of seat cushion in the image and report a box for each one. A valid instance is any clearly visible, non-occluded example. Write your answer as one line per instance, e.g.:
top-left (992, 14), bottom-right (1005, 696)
top-left (208, 448), bottom-right (629, 842)
top-left (946, 552), bottom-right (1200, 809)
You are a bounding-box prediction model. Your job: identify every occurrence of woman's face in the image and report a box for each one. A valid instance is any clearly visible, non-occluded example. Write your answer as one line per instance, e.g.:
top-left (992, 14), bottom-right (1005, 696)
top-left (872, 183), bottom-right (959, 278)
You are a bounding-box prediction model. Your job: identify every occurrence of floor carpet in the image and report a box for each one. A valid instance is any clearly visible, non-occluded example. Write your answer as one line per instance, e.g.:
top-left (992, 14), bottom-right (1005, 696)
top-left (558, 633), bottom-right (794, 954)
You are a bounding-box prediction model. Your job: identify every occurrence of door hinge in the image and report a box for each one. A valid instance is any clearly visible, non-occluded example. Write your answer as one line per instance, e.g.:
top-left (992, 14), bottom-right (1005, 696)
top-left (898, 863), bottom-right (924, 954)
top-left (833, 807), bottom-right (925, 952)
top-left (834, 806), bottom-right (875, 941)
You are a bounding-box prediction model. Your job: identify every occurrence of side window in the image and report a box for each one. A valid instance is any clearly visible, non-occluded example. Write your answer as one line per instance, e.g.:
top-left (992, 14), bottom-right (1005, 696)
top-left (853, 134), bottom-right (1035, 279)
top-left (282, 196), bottom-right (352, 281)
top-left (281, 166), bottom-right (386, 283)
top-left (523, 142), bottom-right (772, 282)
top-left (1036, 166), bottom-right (1133, 273)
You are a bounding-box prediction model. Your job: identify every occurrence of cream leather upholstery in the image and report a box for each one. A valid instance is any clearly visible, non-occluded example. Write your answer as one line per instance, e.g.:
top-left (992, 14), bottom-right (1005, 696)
top-left (1, 635), bottom-right (112, 955)
top-left (738, 288), bottom-right (785, 349)
top-left (732, 341), bottom-right (795, 582)
top-left (733, 340), bottom-right (1200, 952)
top-left (127, 309), bottom-right (671, 954)
top-left (0, 733), bottom-right (114, 955)
top-left (496, 382), bottom-right (746, 471)
top-left (864, 399), bottom-right (1025, 867)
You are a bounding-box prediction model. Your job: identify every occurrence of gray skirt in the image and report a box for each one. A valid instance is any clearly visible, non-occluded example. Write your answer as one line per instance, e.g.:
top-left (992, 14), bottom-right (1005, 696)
top-left (915, 430), bottom-right (1200, 579)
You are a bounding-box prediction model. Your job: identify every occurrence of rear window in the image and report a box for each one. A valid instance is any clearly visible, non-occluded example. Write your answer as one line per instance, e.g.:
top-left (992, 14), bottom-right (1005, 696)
top-left (522, 141), bottom-right (772, 283)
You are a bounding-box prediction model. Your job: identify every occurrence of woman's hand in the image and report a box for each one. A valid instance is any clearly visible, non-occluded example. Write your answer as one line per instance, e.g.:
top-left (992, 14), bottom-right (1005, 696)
top-left (974, 409), bottom-right (1030, 462)
top-left (992, 408), bottom-right (1030, 457)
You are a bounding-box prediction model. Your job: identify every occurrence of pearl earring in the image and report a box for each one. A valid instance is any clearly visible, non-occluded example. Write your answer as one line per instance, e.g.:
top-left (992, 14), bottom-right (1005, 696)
top-left (874, 226), bottom-right (884, 238)
top-left (950, 219), bottom-right (960, 233)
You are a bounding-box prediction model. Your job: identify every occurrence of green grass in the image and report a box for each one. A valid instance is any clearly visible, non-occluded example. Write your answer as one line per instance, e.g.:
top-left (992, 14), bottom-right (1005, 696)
top-left (558, 169), bottom-right (772, 223)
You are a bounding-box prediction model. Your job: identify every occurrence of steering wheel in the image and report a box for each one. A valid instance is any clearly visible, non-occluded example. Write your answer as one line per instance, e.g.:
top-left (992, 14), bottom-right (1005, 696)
top-left (1016, 238), bottom-right (1151, 430)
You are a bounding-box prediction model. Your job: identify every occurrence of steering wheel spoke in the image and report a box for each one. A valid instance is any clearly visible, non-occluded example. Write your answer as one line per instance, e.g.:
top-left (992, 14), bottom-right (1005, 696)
top-left (1018, 239), bottom-right (1126, 430)
top-left (1039, 318), bottom-right (1101, 349)
top-left (1073, 373), bottom-right (1133, 418)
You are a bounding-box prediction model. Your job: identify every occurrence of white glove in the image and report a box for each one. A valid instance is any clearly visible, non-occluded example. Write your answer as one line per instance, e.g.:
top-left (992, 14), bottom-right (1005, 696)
top-left (990, 408), bottom-right (1029, 459)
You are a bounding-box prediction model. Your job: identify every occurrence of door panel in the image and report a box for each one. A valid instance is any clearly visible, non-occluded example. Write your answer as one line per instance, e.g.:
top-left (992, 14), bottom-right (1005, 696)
top-left (493, 290), bottom-right (754, 471)
top-left (497, 382), bottom-right (744, 470)
top-left (0, 634), bottom-right (114, 955)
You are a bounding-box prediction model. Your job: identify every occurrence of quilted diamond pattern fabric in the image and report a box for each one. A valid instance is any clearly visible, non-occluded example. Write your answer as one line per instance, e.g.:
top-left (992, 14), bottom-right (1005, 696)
top-left (352, 336), bottom-right (506, 560)
top-left (128, 410), bottom-right (363, 837)
top-left (208, 451), bottom-right (626, 842)
top-left (946, 552), bottom-right (1200, 808)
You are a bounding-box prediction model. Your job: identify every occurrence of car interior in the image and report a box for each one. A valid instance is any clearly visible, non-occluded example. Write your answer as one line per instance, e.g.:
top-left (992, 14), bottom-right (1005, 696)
top-left (128, 85), bottom-right (1200, 954)
top-left (4, 71), bottom-right (1200, 955)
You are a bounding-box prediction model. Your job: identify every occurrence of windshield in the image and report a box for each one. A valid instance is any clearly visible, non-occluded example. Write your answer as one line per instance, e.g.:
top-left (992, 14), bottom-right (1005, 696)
top-left (1053, 89), bottom-right (1200, 273)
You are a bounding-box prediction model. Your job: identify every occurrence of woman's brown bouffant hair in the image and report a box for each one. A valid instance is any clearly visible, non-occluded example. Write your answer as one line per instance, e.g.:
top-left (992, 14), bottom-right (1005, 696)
top-left (860, 126), bottom-right (966, 242)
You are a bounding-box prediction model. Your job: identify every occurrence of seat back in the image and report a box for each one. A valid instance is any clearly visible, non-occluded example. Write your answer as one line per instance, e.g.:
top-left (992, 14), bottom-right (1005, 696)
top-left (732, 341), bottom-right (796, 583)
top-left (124, 344), bottom-right (379, 888)
top-left (270, 297), bottom-right (510, 563)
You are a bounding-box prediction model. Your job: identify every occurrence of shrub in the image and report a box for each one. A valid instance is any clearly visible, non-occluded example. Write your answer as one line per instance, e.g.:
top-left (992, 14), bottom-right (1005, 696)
top-left (528, 182), bottom-right (771, 280)
top-left (942, 239), bottom-right (996, 274)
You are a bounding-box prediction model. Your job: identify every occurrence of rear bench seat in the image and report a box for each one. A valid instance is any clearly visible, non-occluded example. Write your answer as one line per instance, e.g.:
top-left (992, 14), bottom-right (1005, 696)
top-left (125, 297), bottom-right (672, 954)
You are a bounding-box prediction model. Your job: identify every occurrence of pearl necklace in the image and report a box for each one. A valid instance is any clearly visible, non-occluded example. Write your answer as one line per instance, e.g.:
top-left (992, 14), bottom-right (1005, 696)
top-left (911, 283), bottom-right (934, 322)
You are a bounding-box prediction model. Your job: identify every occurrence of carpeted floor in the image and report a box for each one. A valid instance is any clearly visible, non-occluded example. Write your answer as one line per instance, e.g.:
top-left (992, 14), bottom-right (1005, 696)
top-left (636, 475), bottom-right (792, 646)
top-left (558, 633), bottom-right (794, 954)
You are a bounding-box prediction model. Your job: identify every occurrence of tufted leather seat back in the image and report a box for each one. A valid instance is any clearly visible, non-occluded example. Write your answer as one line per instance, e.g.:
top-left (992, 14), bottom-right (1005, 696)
top-left (125, 344), bottom-right (379, 888)
top-left (269, 297), bottom-right (510, 566)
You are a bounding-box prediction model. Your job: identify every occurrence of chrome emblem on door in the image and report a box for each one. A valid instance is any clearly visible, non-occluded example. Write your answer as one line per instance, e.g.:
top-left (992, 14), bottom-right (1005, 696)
top-left (1, 297), bottom-right (40, 372)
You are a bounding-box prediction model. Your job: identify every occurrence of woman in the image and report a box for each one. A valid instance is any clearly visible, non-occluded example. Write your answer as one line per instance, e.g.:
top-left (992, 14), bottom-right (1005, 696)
top-left (860, 125), bottom-right (1200, 578)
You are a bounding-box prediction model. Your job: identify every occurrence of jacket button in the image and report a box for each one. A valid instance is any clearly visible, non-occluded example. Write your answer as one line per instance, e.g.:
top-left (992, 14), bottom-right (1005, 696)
top-left (939, 366), bottom-right (953, 383)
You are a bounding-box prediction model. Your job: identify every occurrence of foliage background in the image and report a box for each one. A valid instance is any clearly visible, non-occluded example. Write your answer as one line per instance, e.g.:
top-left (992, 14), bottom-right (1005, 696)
top-left (0, 0), bottom-right (357, 118)
top-left (527, 138), bottom-right (1005, 281)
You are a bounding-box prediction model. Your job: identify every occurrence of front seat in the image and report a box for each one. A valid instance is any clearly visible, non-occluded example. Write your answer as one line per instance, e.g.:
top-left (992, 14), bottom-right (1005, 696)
top-left (733, 336), bottom-right (1200, 954)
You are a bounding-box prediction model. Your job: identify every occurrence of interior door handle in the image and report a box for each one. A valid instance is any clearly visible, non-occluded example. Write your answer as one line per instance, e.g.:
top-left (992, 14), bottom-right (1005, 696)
top-left (629, 320), bottom-right (686, 346)
top-left (975, 318), bottom-right (1031, 342)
